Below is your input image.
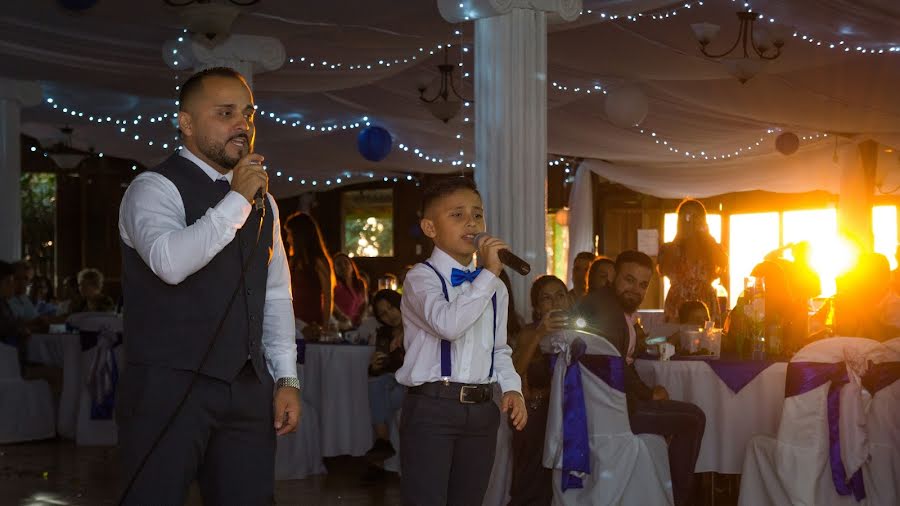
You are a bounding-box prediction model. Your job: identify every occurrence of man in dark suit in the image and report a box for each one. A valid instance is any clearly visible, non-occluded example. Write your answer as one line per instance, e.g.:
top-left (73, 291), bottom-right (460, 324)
top-left (117, 67), bottom-right (300, 504)
top-left (575, 250), bottom-right (705, 506)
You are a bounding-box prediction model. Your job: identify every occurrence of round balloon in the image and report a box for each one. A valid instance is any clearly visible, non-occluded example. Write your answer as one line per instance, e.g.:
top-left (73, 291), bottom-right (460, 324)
top-left (357, 126), bottom-right (392, 162)
top-left (775, 132), bottom-right (800, 155)
top-left (58, 0), bottom-right (98, 10)
top-left (604, 85), bottom-right (649, 128)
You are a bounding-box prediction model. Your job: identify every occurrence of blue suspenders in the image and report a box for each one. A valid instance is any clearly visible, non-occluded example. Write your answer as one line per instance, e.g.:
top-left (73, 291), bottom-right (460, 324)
top-left (422, 262), bottom-right (497, 383)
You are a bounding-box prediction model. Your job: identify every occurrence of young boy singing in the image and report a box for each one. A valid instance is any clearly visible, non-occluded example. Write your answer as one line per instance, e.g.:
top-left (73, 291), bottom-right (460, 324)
top-left (396, 177), bottom-right (527, 506)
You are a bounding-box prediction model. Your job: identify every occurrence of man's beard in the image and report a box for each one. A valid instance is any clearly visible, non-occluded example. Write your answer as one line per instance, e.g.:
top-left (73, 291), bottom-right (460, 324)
top-left (198, 134), bottom-right (248, 170)
top-left (617, 290), bottom-right (642, 313)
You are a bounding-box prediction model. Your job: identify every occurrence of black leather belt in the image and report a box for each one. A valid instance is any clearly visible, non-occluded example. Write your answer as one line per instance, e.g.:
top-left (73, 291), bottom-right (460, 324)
top-left (409, 381), bottom-right (493, 404)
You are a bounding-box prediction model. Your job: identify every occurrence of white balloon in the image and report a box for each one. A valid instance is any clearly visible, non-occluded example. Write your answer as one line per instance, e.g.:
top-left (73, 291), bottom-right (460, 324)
top-left (604, 85), bottom-right (649, 128)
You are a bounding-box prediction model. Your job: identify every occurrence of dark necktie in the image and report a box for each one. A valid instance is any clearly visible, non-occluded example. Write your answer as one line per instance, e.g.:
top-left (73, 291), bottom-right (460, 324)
top-left (215, 178), bottom-right (231, 197)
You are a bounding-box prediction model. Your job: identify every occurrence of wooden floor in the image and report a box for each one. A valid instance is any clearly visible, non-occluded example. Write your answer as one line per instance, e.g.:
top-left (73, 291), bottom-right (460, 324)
top-left (1, 439), bottom-right (741, 505)
top-left (0, 440), bottom-right (401, 506)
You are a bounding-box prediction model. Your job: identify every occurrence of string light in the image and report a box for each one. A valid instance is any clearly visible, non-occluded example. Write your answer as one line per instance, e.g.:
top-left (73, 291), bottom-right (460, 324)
top-left (551, 81), bottom-right (607, 95)
top-left (287, 38), bottom-right (464, 72)
top-left (271, 169), bottom-right (422, 189)
top-left (633, 127), bottom-right (828, 161)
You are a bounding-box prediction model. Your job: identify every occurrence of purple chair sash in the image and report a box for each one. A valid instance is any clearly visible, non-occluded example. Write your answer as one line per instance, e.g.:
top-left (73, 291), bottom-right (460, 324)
top-left (785, 362), bottom-right (865, 501)
top-left (671, 357), bottom-right (777, 394)
top-left (295, 339), bottom-right (306, 365)
top-left (862, 361), bottom-right (900, 395)
top-left (548, 339), bottom-right (625, 492)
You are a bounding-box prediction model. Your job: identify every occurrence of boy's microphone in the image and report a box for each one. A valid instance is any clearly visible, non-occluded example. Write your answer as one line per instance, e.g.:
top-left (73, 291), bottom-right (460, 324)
top-left (474, 233), bottom-right (531, 276)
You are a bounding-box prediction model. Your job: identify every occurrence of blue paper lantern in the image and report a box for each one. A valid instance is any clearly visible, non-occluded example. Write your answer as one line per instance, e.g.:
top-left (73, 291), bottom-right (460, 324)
top-left (357, 126), bottom-right (392, 162)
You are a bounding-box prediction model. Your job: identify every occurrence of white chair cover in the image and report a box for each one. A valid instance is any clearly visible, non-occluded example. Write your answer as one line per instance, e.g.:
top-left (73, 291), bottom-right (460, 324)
top-left (859, 338), bottom-right (900, 505)
top-left (482, 383), bottom-right (513, 506)
top-left (275, 363), bottom-right (327, 480)
top-left (75, 334), bottom-right (125, 446)
top-left (0, 343), bottom-right (56, 443)
top-left (383, 409), bottom-right (402, 474)
top-left (541, 330), bottom-right (673, 506)
top-left (739, 337), bottom-right (883, 506)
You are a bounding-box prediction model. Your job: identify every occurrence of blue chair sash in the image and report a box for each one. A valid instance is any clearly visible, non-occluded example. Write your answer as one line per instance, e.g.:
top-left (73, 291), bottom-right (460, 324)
top-left (548, 338), bottom-right (625, 492)
top-left (295, 338), bottom-right (306, 365)
top-left (84, 330), bottom-right (121, 420)
top-left (785, 361), bottom-right (865, 501)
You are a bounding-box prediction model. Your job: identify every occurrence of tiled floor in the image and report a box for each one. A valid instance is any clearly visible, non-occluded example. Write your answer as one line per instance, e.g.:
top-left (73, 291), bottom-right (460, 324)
top-left (0, 441), bottom-right (401, 506)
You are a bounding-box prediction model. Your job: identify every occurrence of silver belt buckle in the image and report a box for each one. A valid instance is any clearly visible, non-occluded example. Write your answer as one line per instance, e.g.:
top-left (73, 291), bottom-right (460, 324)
top-left (459, 385), bottom-right (478, 404)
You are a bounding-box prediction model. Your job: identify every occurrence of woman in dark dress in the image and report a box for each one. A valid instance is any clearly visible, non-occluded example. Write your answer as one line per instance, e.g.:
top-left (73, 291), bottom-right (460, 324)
top-left (508, 275), bottom-right (572, 506)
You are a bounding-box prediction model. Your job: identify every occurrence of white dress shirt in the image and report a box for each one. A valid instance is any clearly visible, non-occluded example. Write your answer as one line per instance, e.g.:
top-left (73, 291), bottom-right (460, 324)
top-left (118, 148), bottom-right (297, 381)
top-left (396, 247), bottom-right (522, 394)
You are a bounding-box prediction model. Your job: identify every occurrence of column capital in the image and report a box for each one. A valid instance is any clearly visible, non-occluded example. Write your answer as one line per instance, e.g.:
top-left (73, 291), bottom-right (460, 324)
top-left (163, 34), bottom-right (286, 88)
top-left (0, 78), bottom-right (42, 107)
top-left (438, 0), bottom-right (582, 23)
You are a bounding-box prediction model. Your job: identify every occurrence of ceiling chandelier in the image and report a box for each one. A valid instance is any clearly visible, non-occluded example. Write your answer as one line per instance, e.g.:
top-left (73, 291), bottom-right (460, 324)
top-left (417, 47), bottom-right (472, 123)
top-left (691, 11), bottom-right (787, 84)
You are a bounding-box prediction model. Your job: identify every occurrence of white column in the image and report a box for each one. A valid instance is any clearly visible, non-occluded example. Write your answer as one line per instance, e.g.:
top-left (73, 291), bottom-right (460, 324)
top-left (0, 78), bottom-right (42, 262)
top-left (439, 0), bottom-right (580, 316)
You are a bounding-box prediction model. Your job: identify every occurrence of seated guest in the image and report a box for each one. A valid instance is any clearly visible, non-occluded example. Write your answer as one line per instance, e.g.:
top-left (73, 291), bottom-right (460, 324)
top-left (7, 261), bottom-right (39, 321)
top-left (56, 275), bottom-right (81, 316)
top-left (29, 275), bottom-right (58, 317)
top-left (837, 252), bottom-right (894, 341)
top-left (333, 252), bottom-right (368, 328)
top-left (366, 289), bottom-right (406, 462)
top-left (509, 275), bottom-right (571, 506)
top-left (70, 268), bottom-right (116, 313)
top-left (284, 212), bottom-right (334, 337)
top-left (576, 251), bottom-right (706, 506)
top-left (678, 300), bottom-right (710, 327)
top-left (0, 261), bottom-right (30, 374)
top-left (586, 256), bottom-right (616, 294)
top-left (569, 251), bottom-right (596, 302)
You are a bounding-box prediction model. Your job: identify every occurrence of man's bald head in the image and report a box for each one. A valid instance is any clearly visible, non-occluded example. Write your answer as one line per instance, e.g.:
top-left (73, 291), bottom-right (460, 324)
top-left (178, 67), bottom-right (249, 113)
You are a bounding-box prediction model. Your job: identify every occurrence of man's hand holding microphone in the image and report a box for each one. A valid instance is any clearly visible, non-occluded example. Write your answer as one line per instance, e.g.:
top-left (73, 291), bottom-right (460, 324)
top-left (231, 153), bottom-right (268, 212)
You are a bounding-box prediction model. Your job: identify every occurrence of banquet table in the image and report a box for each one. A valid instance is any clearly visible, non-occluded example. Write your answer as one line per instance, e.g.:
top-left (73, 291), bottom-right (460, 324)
top-left (27, 332), bottom-right (80, 368)
top-left (303, 342), bottom-right (375, 457)
top-left (635, 358), bottom-right (788, 474)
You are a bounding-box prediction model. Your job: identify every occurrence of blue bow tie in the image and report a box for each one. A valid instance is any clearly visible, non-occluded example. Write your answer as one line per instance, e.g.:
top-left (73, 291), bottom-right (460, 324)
top-left (451, 267), bottom-right (483, 287)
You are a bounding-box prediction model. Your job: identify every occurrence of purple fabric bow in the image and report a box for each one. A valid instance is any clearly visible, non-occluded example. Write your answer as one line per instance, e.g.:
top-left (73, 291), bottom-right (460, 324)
top-left (862, 361), bottom-right (900, 395)
top-left (785, 361), bottom-right (866, 501)
top-left (672, 357), bottom-right (778, 393)
top-left (548, 339), bottom-right (625, 492)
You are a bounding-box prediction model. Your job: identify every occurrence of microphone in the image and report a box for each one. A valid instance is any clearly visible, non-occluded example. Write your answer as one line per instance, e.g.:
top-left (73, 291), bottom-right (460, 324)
top-left (474, 233), bottom-right (531, 276)
top-left (254, 189), bottom-right (265, 217)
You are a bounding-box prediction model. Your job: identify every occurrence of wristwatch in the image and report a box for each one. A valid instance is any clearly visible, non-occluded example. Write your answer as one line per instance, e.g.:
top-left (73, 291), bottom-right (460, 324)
top-left (276, 377), bottom-right (301, 390)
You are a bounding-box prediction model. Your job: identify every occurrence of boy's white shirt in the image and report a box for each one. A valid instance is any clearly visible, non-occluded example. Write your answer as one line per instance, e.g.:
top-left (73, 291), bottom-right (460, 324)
top-left (395, 247), bottom-right (522, 394)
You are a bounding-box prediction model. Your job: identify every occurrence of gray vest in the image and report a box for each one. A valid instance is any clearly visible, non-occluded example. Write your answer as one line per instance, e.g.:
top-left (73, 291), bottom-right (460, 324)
top-left (121, 154), bottom-right (273, 381)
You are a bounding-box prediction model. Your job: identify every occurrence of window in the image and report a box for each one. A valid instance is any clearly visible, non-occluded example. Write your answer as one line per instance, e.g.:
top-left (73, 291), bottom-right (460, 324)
top-left (342, 189), bottom-right (394, 257)
top-left (546, 211), bottom-right (570, 281)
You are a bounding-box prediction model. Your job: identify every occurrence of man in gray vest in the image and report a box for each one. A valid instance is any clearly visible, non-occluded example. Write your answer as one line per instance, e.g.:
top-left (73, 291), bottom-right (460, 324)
top-left (117, 67), bottom-right (300, 504)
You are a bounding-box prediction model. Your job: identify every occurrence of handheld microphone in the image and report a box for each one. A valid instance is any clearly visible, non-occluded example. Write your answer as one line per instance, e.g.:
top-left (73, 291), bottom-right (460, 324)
top-left (474, 233), bottom-right (531, 276)
top-left (254, 189), bottom-right (265, 216)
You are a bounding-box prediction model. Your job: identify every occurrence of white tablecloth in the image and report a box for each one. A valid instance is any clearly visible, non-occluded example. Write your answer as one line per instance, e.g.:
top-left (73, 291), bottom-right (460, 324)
top-left (635, 359), bottom-right (788, 474)
top-left (27, 333), bottom-right (80, 367)
top-left (303, 343), bottom-right (375, 457)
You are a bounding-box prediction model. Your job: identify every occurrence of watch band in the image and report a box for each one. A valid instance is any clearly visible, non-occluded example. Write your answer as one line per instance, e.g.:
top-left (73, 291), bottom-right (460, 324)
top-left (276, 377), bottom-right (301, 390)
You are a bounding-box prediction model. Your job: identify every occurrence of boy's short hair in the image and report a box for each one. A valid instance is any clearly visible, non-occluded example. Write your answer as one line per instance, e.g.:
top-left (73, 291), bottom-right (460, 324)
top-left (421, 177), bottom-right (480, 215)
top-left (615, 250), bottom-right (654, 273)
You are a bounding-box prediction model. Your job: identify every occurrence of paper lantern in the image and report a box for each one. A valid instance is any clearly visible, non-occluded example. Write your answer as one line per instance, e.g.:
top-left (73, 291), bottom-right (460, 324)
top-left (357, 126), bottom-right (392, 162)
top-left (775, 132), bottom-right (799, 156)
top-left (604, 85), bottom-right (649, 128)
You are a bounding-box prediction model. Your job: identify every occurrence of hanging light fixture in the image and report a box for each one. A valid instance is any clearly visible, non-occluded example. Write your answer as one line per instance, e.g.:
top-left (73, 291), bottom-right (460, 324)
top-left (417, 46), bottom-right (472, 123)
top-left (46, 125), bottom-right (91, 171)
top-left (691, 11), bottom-right (787, 84)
